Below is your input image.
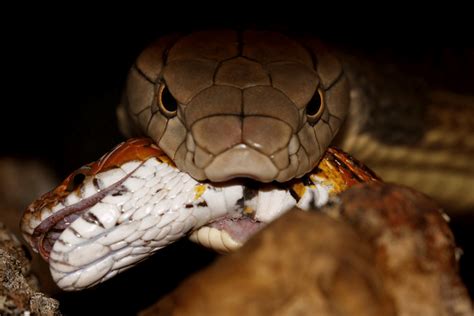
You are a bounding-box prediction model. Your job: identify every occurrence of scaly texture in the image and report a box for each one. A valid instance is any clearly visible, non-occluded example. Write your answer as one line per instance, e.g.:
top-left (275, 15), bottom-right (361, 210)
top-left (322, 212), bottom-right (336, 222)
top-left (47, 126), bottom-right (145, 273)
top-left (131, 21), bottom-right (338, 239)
top-left (118, 30), bottom-right (349, 182)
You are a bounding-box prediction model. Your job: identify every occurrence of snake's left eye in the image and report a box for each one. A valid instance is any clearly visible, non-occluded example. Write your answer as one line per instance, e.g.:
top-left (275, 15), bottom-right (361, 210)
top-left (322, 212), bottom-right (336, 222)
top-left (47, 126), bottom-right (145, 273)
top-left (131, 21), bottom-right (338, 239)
top-left (157, 84), bottom-right (178, 117)
top-left (306, 88), bottom-right (325, 123)
top-left (66, 172), bottom-right (86, 192)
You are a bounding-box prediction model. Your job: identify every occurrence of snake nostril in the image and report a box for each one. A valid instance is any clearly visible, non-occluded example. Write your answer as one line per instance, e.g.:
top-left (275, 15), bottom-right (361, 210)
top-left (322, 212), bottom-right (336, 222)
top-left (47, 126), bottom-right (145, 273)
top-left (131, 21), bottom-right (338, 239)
top-left (158, 84), bottom-right (178, 117)
top-left (306, 88), bottom-right (325, 123)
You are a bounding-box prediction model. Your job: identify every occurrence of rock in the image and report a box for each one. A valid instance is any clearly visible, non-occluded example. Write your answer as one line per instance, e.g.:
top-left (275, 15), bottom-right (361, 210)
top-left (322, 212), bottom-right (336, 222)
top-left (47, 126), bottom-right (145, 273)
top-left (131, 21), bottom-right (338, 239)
top-left (140, 183), bottom-right (472, 316)
top-left (0, 222), bottom-right (60, 315)
top-left (325, 182), bottom-right (473, 316)
top-left (140, 210), bottom-right (396, 316)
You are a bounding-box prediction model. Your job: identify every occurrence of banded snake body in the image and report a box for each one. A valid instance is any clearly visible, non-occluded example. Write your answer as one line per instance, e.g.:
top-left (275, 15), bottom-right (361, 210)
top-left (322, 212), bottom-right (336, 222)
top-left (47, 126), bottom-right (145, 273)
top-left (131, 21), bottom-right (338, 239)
top-left (20, 30), bottom-right (473, 290)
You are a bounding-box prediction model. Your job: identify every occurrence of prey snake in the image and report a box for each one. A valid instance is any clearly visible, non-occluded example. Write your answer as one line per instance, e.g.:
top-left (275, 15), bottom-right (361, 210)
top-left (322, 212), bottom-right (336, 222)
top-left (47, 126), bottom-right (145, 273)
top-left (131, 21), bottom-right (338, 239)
top-left (20, 30), bottom-right (473, 290)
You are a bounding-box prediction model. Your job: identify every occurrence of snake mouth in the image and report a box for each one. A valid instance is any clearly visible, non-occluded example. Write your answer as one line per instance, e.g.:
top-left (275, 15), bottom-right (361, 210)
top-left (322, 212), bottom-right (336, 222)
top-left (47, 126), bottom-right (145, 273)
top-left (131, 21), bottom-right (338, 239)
top-left (203, 145), bottom-right (279, 182)
top-left (24, 161), bottom-right (144, 261)
top-left (208, 217), bottom-right (265, 242)
top-left (31, 207), bottom-right (87, 261)
top-left (182, 133), bottom-right (313, 183)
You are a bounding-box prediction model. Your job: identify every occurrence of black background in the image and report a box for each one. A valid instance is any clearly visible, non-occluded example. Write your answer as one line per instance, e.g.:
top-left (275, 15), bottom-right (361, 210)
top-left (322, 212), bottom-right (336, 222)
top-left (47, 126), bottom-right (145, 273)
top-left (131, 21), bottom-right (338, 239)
top-left (1, 6), bottom-right (473, 315)
top-left (2, 7), bottom-right (473, 174)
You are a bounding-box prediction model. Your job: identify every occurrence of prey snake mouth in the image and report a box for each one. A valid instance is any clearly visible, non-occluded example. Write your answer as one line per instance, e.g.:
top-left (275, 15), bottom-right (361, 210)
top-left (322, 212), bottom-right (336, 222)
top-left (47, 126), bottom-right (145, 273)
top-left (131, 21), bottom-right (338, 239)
top-left (30, 162), bottom-right (144, 260)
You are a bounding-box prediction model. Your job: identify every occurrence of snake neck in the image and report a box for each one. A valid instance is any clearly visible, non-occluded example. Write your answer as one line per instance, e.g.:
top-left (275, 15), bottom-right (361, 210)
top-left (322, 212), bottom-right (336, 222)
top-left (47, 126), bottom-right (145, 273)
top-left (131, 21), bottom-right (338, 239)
top-left (334, 53), bottom-right (474, 212)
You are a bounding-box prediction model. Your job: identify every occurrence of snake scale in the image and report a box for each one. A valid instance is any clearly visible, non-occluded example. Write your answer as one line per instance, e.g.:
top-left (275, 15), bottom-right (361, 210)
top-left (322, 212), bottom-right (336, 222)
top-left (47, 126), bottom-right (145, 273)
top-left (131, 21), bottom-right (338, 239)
top-left (20, 30), bottom-right (473, 290)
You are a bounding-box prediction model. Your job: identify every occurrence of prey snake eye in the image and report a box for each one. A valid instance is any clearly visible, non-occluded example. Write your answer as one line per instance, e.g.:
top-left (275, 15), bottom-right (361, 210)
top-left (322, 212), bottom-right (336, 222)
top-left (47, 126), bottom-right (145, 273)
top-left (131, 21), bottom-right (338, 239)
top-left (306, 88), bottom-right (325, 123)
top-left (66, 172), bottom-right (86, 192)
top-left (157, 84), bottom-right (178, 117)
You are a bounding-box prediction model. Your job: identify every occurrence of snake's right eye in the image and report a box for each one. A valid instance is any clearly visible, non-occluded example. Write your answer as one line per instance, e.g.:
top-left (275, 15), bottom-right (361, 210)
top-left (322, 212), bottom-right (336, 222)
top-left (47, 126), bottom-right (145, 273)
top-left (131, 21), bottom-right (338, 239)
top-left (157, 84), bottom-right (178, 117)
top-left (306, 88), bottom-right (325, 124)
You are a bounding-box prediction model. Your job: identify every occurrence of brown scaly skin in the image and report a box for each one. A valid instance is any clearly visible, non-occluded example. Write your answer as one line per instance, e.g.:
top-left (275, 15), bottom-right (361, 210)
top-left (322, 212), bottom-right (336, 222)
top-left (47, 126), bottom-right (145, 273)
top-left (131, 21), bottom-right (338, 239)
top-left (118, 30), bottom-right (350, 183)
top-left (336, 59), bottom-right (474, 212)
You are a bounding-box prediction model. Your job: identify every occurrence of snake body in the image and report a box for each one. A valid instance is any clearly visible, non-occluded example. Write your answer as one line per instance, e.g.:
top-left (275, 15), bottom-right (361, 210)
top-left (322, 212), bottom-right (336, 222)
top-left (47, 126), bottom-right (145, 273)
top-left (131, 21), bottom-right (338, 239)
top-left (334, 58), bottom-right (474, 211)
top-left (20, 30), bottom-right (472, 290)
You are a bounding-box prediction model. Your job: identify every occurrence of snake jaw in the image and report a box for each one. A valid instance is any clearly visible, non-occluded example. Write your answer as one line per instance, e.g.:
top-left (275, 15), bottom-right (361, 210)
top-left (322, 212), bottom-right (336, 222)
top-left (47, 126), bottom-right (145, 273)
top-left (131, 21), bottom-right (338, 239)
top-left (21, 178), bottom-right (85, 260)
top-left (27, 163), bottom-right (143, 262)
top-left (21, 139), bottom-right (164, 260)
top-left (203, 145), bottom-right (279, 182)
top-left (189, 227), bottom-right (243, 253)
top-left (178, 130), bottom-right (311, 183)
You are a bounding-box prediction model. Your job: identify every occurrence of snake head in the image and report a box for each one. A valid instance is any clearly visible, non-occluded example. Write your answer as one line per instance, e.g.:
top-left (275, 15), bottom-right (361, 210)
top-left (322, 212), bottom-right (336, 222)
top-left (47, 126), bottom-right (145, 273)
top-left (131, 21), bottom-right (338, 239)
top-left (118, 30), bottom-right (350, 183)
top-left (20, 139), bottom-right (164, 261)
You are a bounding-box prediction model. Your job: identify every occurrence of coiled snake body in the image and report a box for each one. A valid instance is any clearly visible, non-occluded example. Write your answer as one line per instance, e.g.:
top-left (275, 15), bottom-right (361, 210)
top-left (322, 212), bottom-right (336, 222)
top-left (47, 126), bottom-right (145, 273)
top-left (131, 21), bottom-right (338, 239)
top-left (20, 30), bottom-right (473, 290)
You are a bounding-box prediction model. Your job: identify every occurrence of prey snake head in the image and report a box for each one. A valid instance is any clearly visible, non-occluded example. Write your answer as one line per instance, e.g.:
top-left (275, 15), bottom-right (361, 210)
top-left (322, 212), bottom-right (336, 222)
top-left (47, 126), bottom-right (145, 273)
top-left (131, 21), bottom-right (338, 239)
top-left (118, 30), bottom-right (350, 182)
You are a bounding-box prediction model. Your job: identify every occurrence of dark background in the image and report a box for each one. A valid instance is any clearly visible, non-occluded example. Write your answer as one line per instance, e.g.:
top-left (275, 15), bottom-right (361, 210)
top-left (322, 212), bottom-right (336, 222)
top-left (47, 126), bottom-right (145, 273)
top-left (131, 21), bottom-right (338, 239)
top-left (1, 6), bottom-right (473, 315)
top-left (2, 8), bottom-right (473, 174)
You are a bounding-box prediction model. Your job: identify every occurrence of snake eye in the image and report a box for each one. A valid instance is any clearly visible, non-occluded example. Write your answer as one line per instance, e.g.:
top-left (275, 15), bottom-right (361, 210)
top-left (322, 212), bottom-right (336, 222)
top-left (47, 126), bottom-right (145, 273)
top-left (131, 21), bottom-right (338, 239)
top-left (66, 172), bottom-right (86, 192)
top-left (306, 88), bottom-right (325, 123)
top-left (158, 84), bottom-right (178, 117)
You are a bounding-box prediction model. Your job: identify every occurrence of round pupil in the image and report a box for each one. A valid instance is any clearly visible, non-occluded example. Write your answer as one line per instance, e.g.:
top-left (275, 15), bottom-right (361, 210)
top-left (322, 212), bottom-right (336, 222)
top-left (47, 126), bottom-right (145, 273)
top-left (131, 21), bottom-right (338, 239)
top-left (161, 86), bottom-right (178, 113)
top-left (306, 91), bottom-right (322, 116)
top-left (67, 173), bottom-right (85, 191)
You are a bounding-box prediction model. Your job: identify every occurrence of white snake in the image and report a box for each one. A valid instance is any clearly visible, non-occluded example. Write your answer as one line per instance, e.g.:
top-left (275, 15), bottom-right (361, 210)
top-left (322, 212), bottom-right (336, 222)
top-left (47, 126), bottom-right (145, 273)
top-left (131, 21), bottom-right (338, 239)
top-left (21, 30), bottom-right (469, 291)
